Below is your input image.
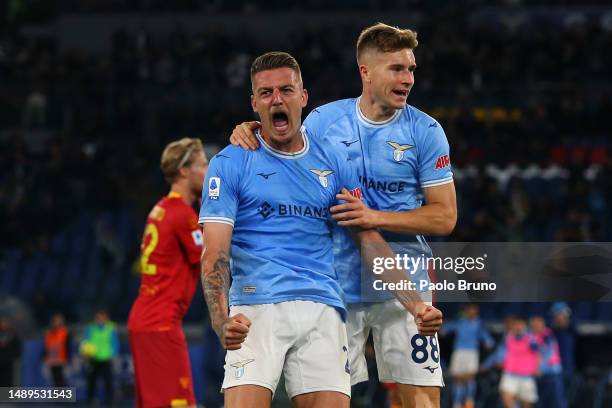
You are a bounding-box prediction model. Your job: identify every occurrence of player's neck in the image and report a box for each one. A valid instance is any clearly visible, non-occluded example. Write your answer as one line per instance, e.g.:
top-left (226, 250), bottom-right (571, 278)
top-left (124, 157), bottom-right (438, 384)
top-left (259, 128), bottom-right (304, 153)
top-left (359, 93), bottom-right (397, 122)
top-left (169, 183), bottom-right (195, 206)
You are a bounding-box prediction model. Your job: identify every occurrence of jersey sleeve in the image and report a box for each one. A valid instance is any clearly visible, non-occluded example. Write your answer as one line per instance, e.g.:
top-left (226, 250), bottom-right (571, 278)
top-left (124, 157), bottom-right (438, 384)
top-left (175, 210), bottom-right (203, 265)
top-left (441, 320), bottom-right (457, 335)
top-left (479, 323), bottom-right (495, 349)
top-left (303, 107), bottom-right (324, 139)
top-left (331, 148), bottom-right (363, 201)
top-left (417, 121), bottom-right (454, 188)
top-left (199, 152), bottom-right (240, 227)
top-left (481, 343), bottom-right (506, 370)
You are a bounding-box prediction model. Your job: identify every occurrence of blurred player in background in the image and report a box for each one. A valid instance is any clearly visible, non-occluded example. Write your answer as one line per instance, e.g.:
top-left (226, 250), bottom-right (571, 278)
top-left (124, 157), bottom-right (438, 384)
top-left (442, 304), bottom-right (494, 408)
top-left (0, 317), bottom-right (21, 387)
top-left (499, 317), bottom-right (539, 408)
top-left (550, 302), bottom-right (575, 385)
top-left (43, 312), bottom-right (71, 387)
top-left (200, 51), bottom-right (440, 408)
top-left (127, 138), bottom-right (208, 408)
top-left (530, 315), bottom-right (566, 408)
top-left (230, 22), bottom-right (454, 407)
top-left (81, 309), bottom-right (119, 406)
top-left (480, 315), bottom-right (513, 372)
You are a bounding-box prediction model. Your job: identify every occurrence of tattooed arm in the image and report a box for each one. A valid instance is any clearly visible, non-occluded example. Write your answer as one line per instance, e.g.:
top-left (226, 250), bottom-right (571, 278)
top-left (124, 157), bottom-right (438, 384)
top-left (201, 222), bottom-right (251, 350)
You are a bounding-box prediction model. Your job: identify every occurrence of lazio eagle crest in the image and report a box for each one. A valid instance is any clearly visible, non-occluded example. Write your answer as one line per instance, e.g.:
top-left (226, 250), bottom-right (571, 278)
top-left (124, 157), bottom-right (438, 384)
top-left (387, 141), bottom-right (414, 162)
top-left (310, 169), bottom-right (334, 188)
top-left (230, 359), bottom-right (255, 379)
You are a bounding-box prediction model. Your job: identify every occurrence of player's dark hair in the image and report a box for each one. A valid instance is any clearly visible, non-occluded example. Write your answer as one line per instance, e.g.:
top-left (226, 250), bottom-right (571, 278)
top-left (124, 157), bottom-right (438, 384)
top-left (356, 22), bottom-right (418, 63)
top-left (250, 51), bottom-right (302, 87)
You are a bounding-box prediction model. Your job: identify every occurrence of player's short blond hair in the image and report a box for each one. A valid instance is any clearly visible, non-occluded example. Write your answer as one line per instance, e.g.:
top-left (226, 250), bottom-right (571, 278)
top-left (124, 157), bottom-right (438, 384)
top-left (160, 137), bottom-right (204, 183)
top-left (356, 22), bottom-right (418, 63)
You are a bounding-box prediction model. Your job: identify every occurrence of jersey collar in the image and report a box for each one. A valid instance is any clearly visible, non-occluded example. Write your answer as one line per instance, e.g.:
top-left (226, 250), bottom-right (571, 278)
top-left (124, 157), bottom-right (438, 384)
top-left (255, 127), bottom-right (310, 160)
top-left (355, 96), bottom-right (402, 128)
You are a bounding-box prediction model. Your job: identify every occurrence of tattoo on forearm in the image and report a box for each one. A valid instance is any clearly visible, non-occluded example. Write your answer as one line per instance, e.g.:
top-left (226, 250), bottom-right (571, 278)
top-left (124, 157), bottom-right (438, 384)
top-left (202, 251), bottom-right (230, 332)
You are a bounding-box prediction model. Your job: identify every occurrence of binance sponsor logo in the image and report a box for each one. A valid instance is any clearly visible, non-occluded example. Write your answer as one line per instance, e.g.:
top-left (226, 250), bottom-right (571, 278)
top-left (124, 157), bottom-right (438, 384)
top-left (359, 176), bottom-right (407, 193)
top-left (257, 201), bottom-right (329, 219)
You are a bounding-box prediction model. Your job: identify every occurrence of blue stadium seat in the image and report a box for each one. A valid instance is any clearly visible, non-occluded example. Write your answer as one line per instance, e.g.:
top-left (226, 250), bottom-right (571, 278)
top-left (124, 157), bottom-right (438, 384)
top-left (478, 303), bottom-right (502, 320)
top-left (0, 249), bottom-right (21, 294)
top-left (572, 302), bottom-right (595, 321)
top-left (116, 209), bottom-right (134, 244)
top-left (18, 258), bottom-right (41, 298)
top-left (50, 230), bottom-right (69, 256)
top-left (60, 257), bottom-right (82, 301)
top-left (594, 303), bottom-right (612, 322)
top-left (526, 302), bottom-right (550, 318)
top-left (81, 247), bottom-right (102, 300)
top-left (501, 302), bottom-right (529, 318)
top-left (70, 234), bottom-right (88, 255)
top-left (101, 270), bottom-right (121, 299)
top-left (40, 259), bottom-right (60, 292)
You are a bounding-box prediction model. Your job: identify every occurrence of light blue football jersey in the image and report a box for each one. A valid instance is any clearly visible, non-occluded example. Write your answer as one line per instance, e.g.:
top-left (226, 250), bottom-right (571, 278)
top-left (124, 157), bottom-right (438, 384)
top-left (443, 318), bottom-right (494, 351)
top-left (199, 128), bottom-right (362, 318)
top-left (303, 97), bottom-right (454, 303)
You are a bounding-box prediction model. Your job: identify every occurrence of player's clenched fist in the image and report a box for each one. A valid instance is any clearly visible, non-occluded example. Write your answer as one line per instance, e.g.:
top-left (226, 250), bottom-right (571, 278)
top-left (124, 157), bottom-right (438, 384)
top-left (413, 303), bottom-right (443, 337)
top-left (217, 313), bottom-right (251, 350)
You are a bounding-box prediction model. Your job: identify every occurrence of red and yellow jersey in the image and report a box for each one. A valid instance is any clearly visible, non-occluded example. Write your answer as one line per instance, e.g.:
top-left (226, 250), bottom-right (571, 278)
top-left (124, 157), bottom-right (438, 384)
top-left (128, 192), bottom-right (203, 332)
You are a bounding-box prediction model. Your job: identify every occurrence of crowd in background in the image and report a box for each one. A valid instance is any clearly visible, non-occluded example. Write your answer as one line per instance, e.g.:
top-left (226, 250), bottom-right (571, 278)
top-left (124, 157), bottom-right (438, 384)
top-left (1, 2), bottom-right (611, 254)
top-left (1, 1), bottom-right (612, 406)
top-left (3, 0), bottom-right (612, 16)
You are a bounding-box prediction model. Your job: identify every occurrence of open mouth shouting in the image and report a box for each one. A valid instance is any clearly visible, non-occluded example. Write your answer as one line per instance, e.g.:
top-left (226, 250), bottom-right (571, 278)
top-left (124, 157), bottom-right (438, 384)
top-left (392, 89), bottom-right (409, 99)
top-left (272, 111), bottom-right (290, 133)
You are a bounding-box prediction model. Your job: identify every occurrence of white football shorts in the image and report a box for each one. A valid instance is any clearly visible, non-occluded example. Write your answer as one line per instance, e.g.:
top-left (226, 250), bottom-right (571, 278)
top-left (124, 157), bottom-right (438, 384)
top-left (500, 373), bottom-right (538, 403)
top-left (221, 300), bottom-right (351, 399)
top-left (346, 298), bottom-right (444, 387)
top-left (449, 349), bottom-right (479, 376)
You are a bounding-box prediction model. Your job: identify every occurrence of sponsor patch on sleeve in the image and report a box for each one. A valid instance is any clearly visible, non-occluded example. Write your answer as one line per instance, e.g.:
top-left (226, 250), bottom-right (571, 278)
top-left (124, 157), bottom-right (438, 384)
top-left (208, 177), bottom-right (220, 200)
top-left (191, 230), bottom-right (203, 247)
top-left (349, 187), bottom-right (363, 200)
top-left (434, 154), bottom-right (450, 170)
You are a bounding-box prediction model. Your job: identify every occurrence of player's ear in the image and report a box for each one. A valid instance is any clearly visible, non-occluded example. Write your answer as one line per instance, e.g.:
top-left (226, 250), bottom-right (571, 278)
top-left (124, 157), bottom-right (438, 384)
top-left (178, 166), bottom-right (189, 178)
top-left (301, 88), bottom-right (308, 108)
top-left (359, 64), bottom-right (370, 83)
top-left (251, 94), bottom-right (257, 113)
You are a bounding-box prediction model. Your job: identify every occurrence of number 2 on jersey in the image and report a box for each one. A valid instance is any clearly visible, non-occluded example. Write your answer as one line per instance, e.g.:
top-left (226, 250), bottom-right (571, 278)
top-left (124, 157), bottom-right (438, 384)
top-left (140, 223), bottom-right (159, 275)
